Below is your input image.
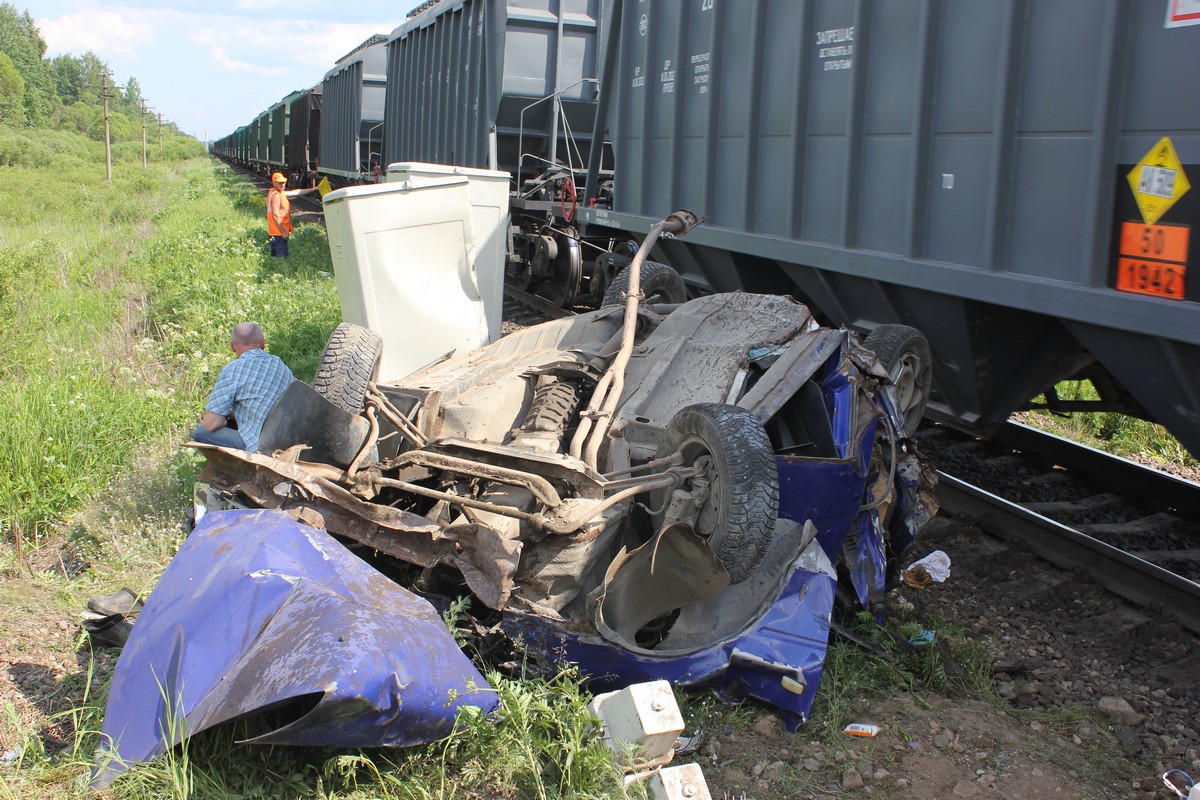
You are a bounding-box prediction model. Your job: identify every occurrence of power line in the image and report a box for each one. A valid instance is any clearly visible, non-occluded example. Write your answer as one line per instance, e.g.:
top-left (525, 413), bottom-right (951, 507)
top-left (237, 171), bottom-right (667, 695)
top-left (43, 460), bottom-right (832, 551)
top-left (6, 0), bottom-right (76, 57)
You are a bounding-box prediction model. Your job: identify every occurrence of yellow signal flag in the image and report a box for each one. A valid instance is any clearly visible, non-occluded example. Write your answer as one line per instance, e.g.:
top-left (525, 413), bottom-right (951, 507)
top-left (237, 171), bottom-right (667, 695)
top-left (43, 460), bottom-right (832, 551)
top-left (317, 177), bottom-right (333, 198)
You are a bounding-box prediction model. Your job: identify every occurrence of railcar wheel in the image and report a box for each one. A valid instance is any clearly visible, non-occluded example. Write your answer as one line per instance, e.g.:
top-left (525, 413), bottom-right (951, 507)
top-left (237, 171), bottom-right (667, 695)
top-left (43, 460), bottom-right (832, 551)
top-left (864, 324), bottom-right (932, 434)
top-left (601, 261), bottom-right (688, 307)
top-left (313, 322), bottom-right (383, 415)
top-left (540, 232), bottom-right (583, 307)
top-left (654, 403), bottom-right (779, 583)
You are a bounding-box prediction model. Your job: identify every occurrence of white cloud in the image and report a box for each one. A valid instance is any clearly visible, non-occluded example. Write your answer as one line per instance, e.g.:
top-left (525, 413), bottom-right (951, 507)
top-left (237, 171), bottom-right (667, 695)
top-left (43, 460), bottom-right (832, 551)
top-left (290, 24), bottom-right (397, 68)
top-left (31, 1), bottom-right (422, 137)
top-left (39, 10), bottom-right (154, 57)
top-left (205, 45), bottom-right (287, 77)
top-left (190, 19), bottom-right (393, 74)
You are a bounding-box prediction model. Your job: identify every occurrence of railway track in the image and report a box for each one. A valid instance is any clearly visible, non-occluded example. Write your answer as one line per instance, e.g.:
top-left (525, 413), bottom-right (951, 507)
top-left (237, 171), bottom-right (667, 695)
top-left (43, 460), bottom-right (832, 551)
top-left (916, 421), bottom-right (1200, 634)
top-left (910, 421), bottom-right (1200, 767)
top-left (501, 285), bottom-right (575, 328)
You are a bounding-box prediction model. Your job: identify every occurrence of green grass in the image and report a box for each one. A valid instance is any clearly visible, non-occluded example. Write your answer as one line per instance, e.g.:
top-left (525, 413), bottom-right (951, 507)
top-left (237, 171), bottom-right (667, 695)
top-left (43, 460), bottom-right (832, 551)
top-left (1021, 380), bottom-right (1198, 470)
top-left (0, 143), bottom-right (339, 541)
top-left (4, 661), bottom-right (644, 800)
top-left (805, 608), bottom-right (995, 745)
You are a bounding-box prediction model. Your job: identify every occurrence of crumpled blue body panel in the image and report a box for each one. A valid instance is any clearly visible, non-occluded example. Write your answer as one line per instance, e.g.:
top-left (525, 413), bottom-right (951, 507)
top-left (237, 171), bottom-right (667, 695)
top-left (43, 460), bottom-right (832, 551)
top-left (501, 543), bottom-right (839, 731)
top-left (92, 509), bottom-right (496, 789)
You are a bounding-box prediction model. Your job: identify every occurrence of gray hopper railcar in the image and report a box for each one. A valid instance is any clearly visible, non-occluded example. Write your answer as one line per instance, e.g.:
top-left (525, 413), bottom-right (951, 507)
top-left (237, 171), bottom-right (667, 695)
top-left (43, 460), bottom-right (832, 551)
top-left (266, 91), bottom-right (302, 172)
top-left (286, 85), bottom-right (322, 185)
top-left (318, 36), bottom-right (388, 183)
top-left (383, 0), bottom-right (603, 182)
top-left (579, 0), bottom-right (1200, 458)
top-left (383, 0), bottom-right (625, 306)
top-left (212, 85), bottom-right (321, 186)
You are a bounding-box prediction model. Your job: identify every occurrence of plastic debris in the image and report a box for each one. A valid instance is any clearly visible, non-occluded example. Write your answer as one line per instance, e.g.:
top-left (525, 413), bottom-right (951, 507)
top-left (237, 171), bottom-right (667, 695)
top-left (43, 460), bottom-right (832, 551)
top-left (675, 726), bottom-right (705, 756)
top-left (907, 628), bottom-right (936, 646)
top-left (843, 723), bottom-right (882, 737)
top-left (1161, 768), bottom-right (1198, 799)
top-left (902, 550), bottom-right (951, 588)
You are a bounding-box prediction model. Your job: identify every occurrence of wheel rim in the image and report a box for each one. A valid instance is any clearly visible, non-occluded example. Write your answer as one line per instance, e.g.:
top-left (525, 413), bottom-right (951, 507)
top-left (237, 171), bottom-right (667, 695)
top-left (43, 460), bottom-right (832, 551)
top-left (680, 439), bottom-right (722, 541)
top-left (646, 282), bottom-right (674, 304)
top-left (543, 233), bottom-right (582, 306)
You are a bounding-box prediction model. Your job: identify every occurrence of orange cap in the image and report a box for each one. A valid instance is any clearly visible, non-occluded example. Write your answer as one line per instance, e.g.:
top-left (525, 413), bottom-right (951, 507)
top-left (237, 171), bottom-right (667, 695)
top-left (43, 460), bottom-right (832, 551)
top-left (271, 172), bottom-right (286, 183)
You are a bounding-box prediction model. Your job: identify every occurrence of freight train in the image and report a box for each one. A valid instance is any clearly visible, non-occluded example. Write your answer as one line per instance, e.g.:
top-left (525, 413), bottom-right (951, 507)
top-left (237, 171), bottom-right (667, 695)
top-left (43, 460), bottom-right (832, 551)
top-left (211, 0), bottom-right (1200, 460)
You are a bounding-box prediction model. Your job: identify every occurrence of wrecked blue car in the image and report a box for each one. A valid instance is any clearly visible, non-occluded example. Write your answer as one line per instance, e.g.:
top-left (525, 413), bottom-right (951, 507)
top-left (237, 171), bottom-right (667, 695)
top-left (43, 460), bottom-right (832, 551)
top-left (97, 214), bottom-right (935, 782)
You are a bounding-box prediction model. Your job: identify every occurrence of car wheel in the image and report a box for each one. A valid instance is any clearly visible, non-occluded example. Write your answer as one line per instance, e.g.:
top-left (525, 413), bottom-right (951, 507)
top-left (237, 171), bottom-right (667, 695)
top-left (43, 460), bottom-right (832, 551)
top-left (601, 261), bottom-right (687, 307)
top-left (313, 322), bottom-right (383, 415)
top-left (654, 403), bottom-right (779, 583)
top-left (864, 324), bottom-right (932, 434)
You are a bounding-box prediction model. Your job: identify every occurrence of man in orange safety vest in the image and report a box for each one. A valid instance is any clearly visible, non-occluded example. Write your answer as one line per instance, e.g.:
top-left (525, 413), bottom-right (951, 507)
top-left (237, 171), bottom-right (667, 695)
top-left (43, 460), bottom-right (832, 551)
top-left (266, 172), bottom-right (317, 257)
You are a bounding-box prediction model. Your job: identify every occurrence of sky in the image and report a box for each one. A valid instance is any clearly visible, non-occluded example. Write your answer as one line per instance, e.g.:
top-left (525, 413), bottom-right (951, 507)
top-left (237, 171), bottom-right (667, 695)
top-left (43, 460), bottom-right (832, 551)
top-left (20, 0), bottom-right (426, 141)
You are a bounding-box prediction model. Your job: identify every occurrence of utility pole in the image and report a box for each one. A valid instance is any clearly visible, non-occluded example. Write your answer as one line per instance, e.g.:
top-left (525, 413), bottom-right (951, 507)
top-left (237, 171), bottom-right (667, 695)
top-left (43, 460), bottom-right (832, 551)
top-left (85, 73), bottom-right (119, 182)
top-left (140, 102), bottom-right (150, 167)
top-left (102, 73), bottom-right (112, 182)
top-left (158, 112), bottom-right (164, 153)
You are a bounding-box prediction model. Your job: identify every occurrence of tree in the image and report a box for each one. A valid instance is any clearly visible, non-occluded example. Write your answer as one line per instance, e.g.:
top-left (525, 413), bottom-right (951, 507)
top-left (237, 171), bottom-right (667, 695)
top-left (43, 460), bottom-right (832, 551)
top-left (107, 110), bottom-right (132, 141)
top-left (0, 2), bottom-right (56, 124)
top-left (120, 76), bottom-right (143, 115)
top-left (51, 51), bottom-right (106, 106)
top-left (60, 99), bottom-right (95, 133)
top-left (0, 50), bottom-right (23, 122)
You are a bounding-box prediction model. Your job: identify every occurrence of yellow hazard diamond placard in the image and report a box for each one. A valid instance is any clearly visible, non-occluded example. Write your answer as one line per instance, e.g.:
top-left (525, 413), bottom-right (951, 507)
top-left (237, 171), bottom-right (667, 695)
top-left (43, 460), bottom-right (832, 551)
top-left (1127, 137), bottom-right (1191, 225)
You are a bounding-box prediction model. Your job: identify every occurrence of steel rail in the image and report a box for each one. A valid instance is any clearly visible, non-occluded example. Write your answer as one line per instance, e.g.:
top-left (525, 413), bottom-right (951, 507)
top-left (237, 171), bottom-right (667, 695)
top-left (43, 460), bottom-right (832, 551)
top-left (936, 472), bottom-right (1200, 635)
top-left (993, 421), bottom-right (1200, 516)
top-left (503, 285), bottom-right (577, 320)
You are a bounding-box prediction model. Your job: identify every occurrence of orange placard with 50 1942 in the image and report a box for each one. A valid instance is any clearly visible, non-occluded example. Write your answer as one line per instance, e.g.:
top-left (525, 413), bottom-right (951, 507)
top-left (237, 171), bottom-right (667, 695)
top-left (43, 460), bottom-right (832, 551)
top-left (1116, 258), bottom-right (1186, 299)
top-left (1116, 222), bottom-right (1188, 299)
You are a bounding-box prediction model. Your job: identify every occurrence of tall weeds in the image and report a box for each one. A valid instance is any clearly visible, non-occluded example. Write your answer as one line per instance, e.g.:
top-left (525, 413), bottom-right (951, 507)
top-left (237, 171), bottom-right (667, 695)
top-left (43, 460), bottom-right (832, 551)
top-left (0, 145), bottom-right (338, 542)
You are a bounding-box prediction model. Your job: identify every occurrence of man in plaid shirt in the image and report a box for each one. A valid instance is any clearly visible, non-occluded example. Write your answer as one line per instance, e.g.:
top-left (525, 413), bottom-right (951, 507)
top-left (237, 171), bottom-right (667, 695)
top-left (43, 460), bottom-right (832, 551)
top-left (191, 322), bottom-right (294, 451)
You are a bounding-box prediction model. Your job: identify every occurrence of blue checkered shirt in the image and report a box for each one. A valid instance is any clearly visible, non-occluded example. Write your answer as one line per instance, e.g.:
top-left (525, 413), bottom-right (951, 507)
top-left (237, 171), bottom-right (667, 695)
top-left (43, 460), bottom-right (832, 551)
top-left (205, 348), bottom-right (295, 452)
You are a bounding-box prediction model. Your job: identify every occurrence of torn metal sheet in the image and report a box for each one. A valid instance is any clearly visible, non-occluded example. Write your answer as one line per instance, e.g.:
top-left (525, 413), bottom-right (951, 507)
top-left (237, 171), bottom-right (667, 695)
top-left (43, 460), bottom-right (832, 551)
top-left (92, 509), bottom-right (496, 789)
top-left (195, 446), bottom-right (522, 609)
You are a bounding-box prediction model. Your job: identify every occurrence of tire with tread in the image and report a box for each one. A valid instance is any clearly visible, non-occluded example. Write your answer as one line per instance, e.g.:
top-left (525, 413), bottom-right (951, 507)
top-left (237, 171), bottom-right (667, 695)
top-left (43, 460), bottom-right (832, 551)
top-left (653, 403), bottom-right (779, 583)
top-left (864, 324), bottom-right (932, 434)
top-left (313, 322), bottom-right (383, 415)
top-left (601, 261), bottom-right (688, 307)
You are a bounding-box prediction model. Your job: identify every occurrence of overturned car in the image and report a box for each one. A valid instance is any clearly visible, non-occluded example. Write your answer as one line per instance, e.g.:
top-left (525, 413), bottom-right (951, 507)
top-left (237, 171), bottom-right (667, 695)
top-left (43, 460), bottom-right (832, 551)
top-left (96, 211), bottom-right (936, 784)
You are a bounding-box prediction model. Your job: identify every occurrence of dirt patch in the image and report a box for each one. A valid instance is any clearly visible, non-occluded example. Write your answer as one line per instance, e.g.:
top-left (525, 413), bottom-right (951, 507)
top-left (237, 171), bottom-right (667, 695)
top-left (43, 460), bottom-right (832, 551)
top-left (688, 694), bottom-right (1142, 799)
top-left (0, 562), bottom-right (105, 756)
